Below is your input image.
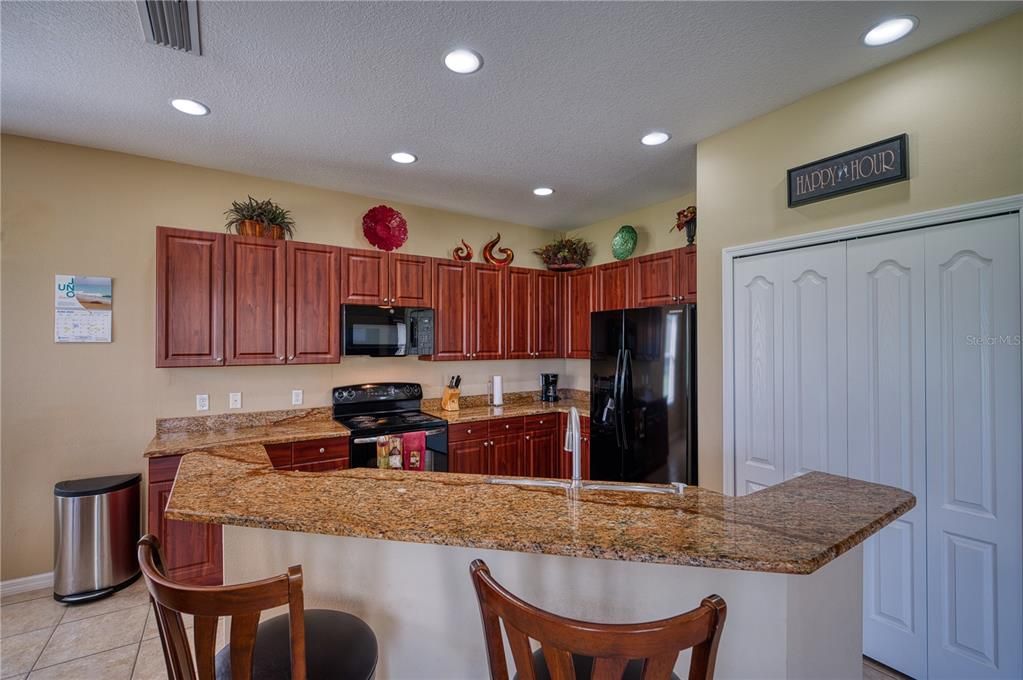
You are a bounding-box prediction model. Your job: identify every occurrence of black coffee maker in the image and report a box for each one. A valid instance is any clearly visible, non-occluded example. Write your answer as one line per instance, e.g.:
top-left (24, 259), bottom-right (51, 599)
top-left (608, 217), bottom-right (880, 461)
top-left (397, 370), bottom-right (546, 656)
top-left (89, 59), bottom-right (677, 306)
top-left (540, 373), bottom-right (559, 402)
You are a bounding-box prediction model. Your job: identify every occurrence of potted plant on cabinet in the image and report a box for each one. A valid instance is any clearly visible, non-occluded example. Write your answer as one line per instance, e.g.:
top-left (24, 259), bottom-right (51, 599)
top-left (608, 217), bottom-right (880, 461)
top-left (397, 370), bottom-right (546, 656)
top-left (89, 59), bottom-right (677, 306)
top-left (533, 237), bottom-right (592, 271)
top-left (224, 197), bottom-right (295, 239)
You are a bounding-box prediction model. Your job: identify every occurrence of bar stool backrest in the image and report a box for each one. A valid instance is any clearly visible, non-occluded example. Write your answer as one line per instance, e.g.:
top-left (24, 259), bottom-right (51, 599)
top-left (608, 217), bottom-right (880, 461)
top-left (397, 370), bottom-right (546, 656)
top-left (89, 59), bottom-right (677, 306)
top-left (137, 534), bottom-right (307, 680)
top-left (470, 559), bottom-right (727, 680)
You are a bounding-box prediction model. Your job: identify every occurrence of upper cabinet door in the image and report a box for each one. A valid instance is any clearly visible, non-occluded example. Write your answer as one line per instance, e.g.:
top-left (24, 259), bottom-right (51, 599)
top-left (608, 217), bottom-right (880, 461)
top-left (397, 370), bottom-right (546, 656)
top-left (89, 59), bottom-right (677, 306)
top-left (534, 270), bottom-right (560, 358)
top-left (471, 263), bottom-right (505, 360)
top-left (924, 215), bottom-right (1022, 680)
top-left (390, 253), bottom-right (433, 307)
top-left (505, 267), bottom-right (534, 359)
top-left (286, 241), bottom-right (341, 364)
top-left (431, 260), bottom-right (471, 361)
top-left (225, 235), bottom-right (287, 365)
top-left (341, 248), bottom-right (388, 304)
top-left (680, 246), bottom-right (697, 302)
top-left (633, 251), bottom-right (679, 307)
top-left (595, 260), bottom-right (633, 311)
top-left (156, 227), bottom-right (224, 367)
top-left (563, 268), bottom-right (595, 359)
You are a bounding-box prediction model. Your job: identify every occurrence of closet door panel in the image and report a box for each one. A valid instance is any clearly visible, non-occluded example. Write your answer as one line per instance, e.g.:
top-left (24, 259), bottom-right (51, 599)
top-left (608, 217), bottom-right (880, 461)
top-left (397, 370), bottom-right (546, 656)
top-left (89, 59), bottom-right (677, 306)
top-left (848, 231), bottom-right (927, 678)
top-left (925, 215), bottom-right (1022, 680)
top-left (782, 242), bottom-right (847, 480)
top-left (732, 252), bottom-right (786, 494)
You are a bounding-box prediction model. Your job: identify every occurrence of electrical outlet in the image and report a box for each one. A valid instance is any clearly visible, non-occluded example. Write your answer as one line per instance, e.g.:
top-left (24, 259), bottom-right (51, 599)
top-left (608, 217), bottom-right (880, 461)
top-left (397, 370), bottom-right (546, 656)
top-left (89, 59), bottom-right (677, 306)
top-left (196, 394), bottom-right (209, 411)
top-left (229, 392), bottom-right (242, 409)
top-left (291, 389), bottom-right (303, 406)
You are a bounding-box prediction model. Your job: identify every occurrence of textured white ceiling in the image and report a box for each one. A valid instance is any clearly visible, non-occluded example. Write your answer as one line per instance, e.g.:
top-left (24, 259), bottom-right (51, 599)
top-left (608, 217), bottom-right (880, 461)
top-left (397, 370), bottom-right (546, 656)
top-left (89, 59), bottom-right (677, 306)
top-left (2, 2), bottom-right (1018, 229)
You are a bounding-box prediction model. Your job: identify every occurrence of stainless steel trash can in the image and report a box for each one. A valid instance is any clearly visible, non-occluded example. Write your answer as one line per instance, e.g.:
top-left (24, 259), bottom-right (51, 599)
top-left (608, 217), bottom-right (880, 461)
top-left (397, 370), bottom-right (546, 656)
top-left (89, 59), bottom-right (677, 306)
top-left (53, 473), bottom-right (141, 603)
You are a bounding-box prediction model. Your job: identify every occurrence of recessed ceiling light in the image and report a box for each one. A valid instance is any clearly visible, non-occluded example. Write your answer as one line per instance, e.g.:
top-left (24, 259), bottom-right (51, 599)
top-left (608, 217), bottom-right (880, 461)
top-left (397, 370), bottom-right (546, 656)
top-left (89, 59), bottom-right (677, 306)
top-left (444, 49), bottom-right (483, 74)
top-left (390, 152), bottom-right (418, 164)
top-left (641, 131), bottom-right (671, 146)
top-left (533, 187), bottom-right (554, 197)
top-left (862, 16), bottom-right (918, 46)
top-left (170, 98), bottom-right (209, 116)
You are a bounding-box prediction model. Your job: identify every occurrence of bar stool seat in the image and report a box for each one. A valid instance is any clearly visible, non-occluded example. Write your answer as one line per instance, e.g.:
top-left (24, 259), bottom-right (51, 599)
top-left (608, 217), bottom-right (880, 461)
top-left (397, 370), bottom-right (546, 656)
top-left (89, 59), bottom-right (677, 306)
top-left (520, 649), bottom-right (680, 680)
top-left (215, 609), bottom-right (377, 680)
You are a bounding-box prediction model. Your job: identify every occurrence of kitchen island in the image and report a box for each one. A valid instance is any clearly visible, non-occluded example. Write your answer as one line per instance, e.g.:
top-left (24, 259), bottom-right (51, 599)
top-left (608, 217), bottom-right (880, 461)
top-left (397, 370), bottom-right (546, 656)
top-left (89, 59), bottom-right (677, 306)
top-left (162, 440), bottom-right (913, 680)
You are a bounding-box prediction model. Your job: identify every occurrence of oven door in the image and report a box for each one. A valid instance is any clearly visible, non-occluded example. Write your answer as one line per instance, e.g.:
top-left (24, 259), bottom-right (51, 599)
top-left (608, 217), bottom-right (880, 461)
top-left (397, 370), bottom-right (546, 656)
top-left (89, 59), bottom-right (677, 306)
top-left (343, 305), bottom-right (410, 356)
top-left (349, 425), bottom-right (449, 472)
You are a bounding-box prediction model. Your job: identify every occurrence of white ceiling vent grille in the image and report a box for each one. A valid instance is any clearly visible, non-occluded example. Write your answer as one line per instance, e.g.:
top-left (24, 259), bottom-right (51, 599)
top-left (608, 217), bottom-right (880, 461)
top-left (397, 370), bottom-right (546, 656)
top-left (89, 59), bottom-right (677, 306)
top-left (137, 0), bottom-right (201, 55)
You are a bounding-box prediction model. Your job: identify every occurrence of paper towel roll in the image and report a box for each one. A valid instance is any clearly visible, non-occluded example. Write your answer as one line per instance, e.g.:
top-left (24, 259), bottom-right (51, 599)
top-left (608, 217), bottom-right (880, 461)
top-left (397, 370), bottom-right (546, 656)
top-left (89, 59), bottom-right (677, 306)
top-left (491, 375), bottom-right (504, 406)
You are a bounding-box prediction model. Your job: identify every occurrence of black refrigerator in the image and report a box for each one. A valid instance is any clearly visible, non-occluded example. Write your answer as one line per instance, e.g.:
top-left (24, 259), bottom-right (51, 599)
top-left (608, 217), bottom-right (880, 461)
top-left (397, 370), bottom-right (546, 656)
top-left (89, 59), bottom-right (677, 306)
top-left (590, 305), bottom-right (697, 485)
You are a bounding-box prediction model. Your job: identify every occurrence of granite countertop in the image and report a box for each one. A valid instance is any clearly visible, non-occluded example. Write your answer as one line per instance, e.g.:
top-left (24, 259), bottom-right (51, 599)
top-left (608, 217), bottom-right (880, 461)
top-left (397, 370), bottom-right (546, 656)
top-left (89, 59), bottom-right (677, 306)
top-left (164, 443), bottom-right (915, 574)
top-left (424, 397), bottom-right (590, 424)
top-left (144, 408), bottom-right (350, 458)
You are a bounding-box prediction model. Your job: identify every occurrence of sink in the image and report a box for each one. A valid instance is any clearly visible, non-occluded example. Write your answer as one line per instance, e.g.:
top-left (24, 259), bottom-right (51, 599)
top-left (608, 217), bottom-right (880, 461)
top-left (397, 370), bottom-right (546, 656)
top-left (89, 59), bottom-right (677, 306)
top-left (486, 477), bottom-right (685, 496)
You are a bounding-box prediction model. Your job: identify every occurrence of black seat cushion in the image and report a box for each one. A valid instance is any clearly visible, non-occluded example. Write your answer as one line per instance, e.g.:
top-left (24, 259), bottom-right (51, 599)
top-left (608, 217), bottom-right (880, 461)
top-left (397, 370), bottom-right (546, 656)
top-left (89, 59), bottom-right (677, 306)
top-left (215, 609), bottom-right (377, 680)
top-left (518, 648), bottom-right (680, 680)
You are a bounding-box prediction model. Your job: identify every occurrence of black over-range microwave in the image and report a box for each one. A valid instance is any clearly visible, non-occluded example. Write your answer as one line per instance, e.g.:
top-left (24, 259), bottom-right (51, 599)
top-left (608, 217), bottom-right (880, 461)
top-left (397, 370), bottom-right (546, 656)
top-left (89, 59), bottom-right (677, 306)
top-left (342, 305), bottom-right (434, 357)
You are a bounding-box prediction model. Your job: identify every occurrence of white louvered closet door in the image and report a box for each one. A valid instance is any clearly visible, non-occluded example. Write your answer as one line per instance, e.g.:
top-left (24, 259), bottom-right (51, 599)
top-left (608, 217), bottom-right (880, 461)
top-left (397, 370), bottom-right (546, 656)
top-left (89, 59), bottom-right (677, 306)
top-left (847, 231), bottom-right (928, 679)
top-left (924, 215), bottom-right (1022, 680)
top-left (733, 251), bottom-right (786, 495)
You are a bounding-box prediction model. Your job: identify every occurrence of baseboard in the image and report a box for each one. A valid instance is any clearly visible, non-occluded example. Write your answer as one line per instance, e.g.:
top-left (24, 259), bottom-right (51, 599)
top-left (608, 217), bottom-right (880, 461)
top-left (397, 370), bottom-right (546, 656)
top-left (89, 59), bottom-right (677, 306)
top-left (1, 571), bottom-right (53, 596)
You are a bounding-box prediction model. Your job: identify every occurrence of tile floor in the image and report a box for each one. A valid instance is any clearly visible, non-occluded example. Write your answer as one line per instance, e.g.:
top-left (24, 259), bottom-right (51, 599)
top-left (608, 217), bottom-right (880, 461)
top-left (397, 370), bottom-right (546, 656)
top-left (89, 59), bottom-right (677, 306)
top-left (2, 580), bottom-right (912, 679)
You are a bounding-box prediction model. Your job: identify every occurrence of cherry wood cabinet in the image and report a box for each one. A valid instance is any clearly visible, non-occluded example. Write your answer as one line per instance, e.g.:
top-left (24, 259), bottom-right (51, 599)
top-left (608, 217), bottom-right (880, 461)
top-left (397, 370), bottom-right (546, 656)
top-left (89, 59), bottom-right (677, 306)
top-left (156, 227), bottom-right (225, 367)
top-left (341, 249), bottom-right (433, 307)
top-left (147, 456), bottom-right (222, 585)
top-left (447, 414), bottom-right (584, 479)
top-left (448, 423), bottom-right (489, 474)
top-left (524, 415), bottom-right (560, 478)
top-left (471, 263), bottom-right (506, 360)
top-left (286, 241), bottom-right (341, 364)
top-left (340, 248), bottom-right (388, 304)
top-left (680, 245), bottom-right (697, 302)
top-left (265, 437), bottom-right (349, 471)
top-left (224, 235), bottom-right (287, 365)
top-left (429, 260), bottom-right (472, 360)
top-left (488, 433), bottom-right (524, 476)
top-left (595, 260), bottom-right (633, 312)
top-left (563, 268), bottom-right (596, 359)
top-left (506, 268), bottom-right (560, 359)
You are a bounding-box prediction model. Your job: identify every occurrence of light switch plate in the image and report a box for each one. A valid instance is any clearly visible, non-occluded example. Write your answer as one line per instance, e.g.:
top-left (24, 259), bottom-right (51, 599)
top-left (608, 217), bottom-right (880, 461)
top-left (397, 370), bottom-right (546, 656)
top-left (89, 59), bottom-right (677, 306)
top-left (196, 394), bottom-right (209, 411)
top-left (292, 389), bottom-right (303, 406)
top-left (229, 392), bottom-right (242, 409)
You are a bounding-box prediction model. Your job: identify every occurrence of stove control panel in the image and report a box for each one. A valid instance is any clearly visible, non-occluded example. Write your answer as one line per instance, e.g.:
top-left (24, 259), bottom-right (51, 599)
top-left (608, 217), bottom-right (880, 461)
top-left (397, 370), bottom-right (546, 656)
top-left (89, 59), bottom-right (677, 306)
top-left (333, 383), bottom-right (423, 404)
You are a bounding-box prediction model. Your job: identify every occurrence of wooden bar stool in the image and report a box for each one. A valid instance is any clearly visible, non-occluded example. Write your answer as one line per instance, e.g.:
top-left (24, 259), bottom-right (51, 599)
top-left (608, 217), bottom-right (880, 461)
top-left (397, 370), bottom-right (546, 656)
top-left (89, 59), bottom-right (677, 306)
top-left (470, 560), bottom-right (726, 680)
top-left (138, 535), bottom-right (377, 680)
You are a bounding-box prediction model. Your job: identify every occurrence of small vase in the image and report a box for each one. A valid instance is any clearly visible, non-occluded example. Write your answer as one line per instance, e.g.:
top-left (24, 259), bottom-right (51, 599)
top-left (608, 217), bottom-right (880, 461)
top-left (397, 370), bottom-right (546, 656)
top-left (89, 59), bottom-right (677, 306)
top-left (267, 225), bottom-right (285, 240)
top-left (238, 219), bottom-right (263, 237)
top-left (684, 219), bottom-right (697, 246)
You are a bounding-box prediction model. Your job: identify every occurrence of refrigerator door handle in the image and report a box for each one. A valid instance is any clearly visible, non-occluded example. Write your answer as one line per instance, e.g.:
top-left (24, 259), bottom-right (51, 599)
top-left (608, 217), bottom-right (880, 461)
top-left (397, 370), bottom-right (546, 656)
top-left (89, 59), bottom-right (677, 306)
top-left (619, 349), bottom-right (631, 450)
top-left (612, 348), bottom-right (623, 448)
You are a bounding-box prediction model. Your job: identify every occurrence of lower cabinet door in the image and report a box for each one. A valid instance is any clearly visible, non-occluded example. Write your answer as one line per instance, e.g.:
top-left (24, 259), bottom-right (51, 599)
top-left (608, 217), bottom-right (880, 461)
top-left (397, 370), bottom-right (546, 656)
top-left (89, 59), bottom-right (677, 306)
top-left (526, 427), bottom-right (560, 478)
top-left (488, 434), bottom-right (523, 476)
top-left (449, 438), bottom-right (488, 474)
top-left (147, 479), bottom-right (222, 585)
top-left (291, 458), bottom-right (349, 472)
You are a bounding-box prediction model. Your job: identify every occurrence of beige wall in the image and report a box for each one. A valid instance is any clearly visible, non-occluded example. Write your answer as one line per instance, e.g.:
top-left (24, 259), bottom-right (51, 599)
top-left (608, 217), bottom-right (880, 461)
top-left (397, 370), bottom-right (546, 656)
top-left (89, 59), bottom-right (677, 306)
top-left (0, 136), bottom-right (564, 579)
top-left (695, 13), bottom-right (1023, 493)
top-left (565, 192), bottom-right (696, 266)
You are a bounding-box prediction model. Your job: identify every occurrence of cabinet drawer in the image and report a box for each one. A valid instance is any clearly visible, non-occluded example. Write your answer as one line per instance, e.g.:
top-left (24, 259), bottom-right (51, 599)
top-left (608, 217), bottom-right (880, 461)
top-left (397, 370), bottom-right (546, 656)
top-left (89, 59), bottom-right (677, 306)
top-left (149, 455), bottom-right (181, 483)
top-left (265, 443), bottom-right (293, 469)
top-left (293, 438), bottom-right (350, 465)
top-left (449, 421), bottom-right (487, 442)
top-left (524, 414), bottom-right (557, 432)
top-left (291, 458), bottom-right (349, 473)
top-left (490, 417), bottom-right (524, 436)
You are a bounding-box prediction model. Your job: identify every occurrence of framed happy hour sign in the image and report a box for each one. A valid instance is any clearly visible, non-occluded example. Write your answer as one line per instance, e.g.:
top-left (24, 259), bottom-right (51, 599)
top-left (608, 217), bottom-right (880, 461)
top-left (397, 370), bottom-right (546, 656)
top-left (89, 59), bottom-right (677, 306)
top-left (787, 134), bottom-right (908, 207)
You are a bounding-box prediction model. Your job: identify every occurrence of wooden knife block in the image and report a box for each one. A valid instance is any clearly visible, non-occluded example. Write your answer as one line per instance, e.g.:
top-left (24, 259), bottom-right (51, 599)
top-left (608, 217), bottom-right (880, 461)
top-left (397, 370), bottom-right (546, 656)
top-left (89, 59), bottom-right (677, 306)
top-left (441, 387), bottom-right (460, 411)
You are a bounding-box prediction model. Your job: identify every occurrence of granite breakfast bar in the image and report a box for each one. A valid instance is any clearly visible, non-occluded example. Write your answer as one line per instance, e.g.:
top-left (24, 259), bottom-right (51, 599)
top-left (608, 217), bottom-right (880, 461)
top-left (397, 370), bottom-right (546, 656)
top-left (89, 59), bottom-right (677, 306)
top-left (158, 435), bottom-right (915, 680)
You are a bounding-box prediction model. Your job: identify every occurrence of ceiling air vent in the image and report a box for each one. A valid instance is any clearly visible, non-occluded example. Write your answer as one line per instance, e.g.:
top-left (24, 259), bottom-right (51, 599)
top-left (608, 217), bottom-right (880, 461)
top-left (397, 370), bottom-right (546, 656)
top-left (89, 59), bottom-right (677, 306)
top-left (137, 0), bottom-right (201, 55)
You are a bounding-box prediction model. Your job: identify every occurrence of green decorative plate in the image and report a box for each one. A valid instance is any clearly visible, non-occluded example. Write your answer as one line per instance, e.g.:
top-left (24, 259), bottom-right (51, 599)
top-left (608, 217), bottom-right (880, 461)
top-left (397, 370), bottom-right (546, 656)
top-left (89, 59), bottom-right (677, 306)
top-left (611, 225), bottom-right (638, 260)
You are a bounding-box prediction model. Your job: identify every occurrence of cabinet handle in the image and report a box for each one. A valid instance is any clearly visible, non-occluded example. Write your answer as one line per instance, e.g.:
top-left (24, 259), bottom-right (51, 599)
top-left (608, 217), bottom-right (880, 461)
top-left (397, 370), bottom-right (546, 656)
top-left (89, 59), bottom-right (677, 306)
top-left (288, 355), bottom-right (295, 361)
top-left (319, 447), bottom-right (325, 454)
top-left (525, 435), bottom-right (530, 440)
top-left (278, 355), bottom-right (285, 361)
top-left (215, 356), bottom-right (223, 363)
top-left (467, 428), bottom-right (472, 434)
top-left (505, 424), bottom-right (510, 429)
top-left (539, 419), bottom-right (544, 424)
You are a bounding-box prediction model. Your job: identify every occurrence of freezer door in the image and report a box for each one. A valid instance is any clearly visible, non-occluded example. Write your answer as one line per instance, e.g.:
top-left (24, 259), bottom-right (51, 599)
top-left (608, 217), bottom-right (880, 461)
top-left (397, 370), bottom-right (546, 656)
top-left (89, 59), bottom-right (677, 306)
top-left (589, 310), bottom-right (624, 481)
top-left (621, 306), bottom-right (696, 484)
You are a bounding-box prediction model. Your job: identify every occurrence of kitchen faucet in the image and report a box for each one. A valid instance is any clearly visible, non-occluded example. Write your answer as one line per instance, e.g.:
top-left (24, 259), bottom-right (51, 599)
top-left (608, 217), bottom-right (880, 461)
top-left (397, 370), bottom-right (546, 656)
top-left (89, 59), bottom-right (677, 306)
top-left (564, 406), bottom-right (582, 489)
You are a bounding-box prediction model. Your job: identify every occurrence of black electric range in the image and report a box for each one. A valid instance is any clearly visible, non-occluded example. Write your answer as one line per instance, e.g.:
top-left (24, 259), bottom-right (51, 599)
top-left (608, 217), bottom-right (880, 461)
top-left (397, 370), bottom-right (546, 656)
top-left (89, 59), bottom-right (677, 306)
top-left (332, 383), bottom-right (448, 471)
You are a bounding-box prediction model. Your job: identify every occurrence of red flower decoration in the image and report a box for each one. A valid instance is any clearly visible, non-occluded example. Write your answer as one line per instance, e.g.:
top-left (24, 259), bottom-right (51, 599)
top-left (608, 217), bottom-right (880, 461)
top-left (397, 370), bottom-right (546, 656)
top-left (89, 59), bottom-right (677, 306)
top-left (362, 205), bottom-right (408, 251)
